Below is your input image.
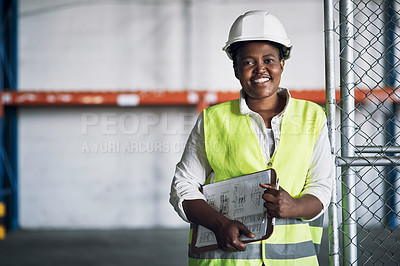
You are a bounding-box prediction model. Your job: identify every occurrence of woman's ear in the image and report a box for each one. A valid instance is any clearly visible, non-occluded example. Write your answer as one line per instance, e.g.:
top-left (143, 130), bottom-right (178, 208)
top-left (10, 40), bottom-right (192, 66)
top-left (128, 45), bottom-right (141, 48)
top-left (280, 59), bottom-right (285, 71)
top-left (234, 64), bottom-right (239, 79)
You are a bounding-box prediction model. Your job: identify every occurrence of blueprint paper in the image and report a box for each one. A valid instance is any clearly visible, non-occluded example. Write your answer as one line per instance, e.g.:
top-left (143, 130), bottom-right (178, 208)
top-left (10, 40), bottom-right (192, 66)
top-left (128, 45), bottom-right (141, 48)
top-left (195, 170), bottom-right (271, 248)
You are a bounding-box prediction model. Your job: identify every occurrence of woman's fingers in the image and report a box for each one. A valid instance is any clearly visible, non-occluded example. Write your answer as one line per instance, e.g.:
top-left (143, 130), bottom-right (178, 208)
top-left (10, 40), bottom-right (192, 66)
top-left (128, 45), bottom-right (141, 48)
top-left (214, 219), bottom-right (252, 252)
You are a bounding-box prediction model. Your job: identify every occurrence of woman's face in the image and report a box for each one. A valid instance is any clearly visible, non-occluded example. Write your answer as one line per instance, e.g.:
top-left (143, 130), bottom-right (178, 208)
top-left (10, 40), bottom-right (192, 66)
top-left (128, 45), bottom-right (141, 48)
top-left (234, 42), bottom-right (284, 100)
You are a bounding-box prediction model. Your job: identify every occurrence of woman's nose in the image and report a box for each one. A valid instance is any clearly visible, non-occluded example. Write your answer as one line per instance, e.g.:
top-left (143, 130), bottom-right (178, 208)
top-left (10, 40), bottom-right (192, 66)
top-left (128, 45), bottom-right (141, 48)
top-left (255, 63), bottom-right (267, 73)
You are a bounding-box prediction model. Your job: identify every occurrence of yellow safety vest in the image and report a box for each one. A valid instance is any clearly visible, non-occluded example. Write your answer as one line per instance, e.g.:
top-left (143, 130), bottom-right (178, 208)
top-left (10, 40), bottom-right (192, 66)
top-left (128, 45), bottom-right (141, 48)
top-left (189, 98), bottom-right (326, 266)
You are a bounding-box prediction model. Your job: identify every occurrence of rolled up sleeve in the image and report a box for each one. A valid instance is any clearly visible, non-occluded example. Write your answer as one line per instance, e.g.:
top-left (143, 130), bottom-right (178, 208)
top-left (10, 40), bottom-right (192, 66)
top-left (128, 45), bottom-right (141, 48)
top-left (169, 112), bottom-right (211, 222)
top-left (300, 122), bottom-right (335, 221)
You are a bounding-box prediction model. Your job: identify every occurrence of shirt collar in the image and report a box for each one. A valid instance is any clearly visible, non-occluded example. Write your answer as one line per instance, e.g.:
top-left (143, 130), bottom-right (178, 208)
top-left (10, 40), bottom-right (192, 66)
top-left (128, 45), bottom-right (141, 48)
top-left (239, 88), bottom-right (291, 117)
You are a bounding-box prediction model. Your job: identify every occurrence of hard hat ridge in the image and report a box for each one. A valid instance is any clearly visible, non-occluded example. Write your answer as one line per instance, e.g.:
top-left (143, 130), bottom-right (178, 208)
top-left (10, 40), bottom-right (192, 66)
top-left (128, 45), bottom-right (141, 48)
top-left (223, 10), bottom-right (292, 60)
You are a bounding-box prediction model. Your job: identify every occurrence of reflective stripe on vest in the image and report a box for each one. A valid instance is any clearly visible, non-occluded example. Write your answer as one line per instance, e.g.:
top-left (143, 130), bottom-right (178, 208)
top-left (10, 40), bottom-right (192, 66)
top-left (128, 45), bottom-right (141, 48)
top-left (193, 98), bottom-right (326, 266)
top-left (190, 242), bottom-right (262, 260)
top-left (189, 219), bottom-right (323, 261)
top-left (189, 241), bottom-right (317, 260)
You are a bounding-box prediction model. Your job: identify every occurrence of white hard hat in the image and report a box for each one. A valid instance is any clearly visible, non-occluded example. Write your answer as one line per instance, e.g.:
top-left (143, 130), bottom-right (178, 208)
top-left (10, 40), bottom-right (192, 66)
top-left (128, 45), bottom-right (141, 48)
top-left (223, 10), bottom-right (292, 60)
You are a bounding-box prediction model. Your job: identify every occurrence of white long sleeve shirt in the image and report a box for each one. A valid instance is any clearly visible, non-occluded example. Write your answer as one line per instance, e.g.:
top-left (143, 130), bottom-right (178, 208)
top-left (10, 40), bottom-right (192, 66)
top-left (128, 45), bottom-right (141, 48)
top-left (170, 88), bottom-right (334, 223)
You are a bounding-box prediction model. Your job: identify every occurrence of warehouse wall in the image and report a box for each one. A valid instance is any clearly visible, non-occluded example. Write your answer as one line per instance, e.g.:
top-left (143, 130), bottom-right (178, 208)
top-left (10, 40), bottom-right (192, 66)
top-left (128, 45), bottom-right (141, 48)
top-left (18, 0), bottom-right (326, 228)
top-left (19, 106), bottom-right (196, 228)
top-left (19, 0), bottom-right (325, 91)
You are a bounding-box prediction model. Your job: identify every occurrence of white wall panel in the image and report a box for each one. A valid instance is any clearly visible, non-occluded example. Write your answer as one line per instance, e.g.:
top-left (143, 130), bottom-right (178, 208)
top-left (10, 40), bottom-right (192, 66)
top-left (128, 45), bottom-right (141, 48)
top-left (20, 0), bottom-right (324, 91)
top-left (20, 1), bottom-right (186, 90)
top-left (19, 106), bottom-right (197, 228)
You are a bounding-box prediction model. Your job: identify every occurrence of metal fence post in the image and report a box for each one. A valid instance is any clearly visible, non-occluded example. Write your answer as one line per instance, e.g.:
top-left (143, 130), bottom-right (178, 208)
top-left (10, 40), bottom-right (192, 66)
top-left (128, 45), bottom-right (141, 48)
top-left (324, 0), bottom-right (340, 265)
top-left (383, 0), bottom-right (399, 231)
top-left (339, 0), bottom-right (358, 265)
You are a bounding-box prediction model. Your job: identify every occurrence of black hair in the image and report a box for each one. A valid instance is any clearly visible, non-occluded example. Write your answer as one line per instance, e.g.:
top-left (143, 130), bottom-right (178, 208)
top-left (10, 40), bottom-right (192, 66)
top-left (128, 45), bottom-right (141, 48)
top-left (229, 40), bottom-right (285, 66)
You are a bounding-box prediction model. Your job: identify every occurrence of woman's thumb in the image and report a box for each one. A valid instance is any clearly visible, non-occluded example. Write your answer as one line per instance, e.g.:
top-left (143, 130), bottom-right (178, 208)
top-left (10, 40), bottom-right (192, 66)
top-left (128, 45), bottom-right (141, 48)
top-left (239, 224), bottom-right (255, 238)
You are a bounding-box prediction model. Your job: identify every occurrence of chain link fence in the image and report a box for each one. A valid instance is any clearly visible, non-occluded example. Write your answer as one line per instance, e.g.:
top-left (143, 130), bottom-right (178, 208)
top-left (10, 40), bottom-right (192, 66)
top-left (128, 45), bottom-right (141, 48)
top-left (326, 0), bottom-right (400, 265)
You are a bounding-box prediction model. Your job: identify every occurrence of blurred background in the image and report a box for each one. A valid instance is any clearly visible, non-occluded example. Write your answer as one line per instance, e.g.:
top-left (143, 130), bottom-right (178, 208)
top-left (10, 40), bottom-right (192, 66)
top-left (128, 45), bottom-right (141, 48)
top-left (8, 0), bottom-right (326, 230)
top-left (1, 0), bottom-right (399, 265)
top-left (0, 1), bottom-right (328, 265)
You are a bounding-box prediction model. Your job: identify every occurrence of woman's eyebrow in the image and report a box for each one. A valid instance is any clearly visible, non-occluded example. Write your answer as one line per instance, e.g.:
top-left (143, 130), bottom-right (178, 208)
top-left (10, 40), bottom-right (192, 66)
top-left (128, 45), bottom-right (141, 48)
top-left (239, 55), bottom-right (254, 60)
top-left (263, 53), bottom-right (277, 57)
top-left (239, 53), bottom-right (277, 60)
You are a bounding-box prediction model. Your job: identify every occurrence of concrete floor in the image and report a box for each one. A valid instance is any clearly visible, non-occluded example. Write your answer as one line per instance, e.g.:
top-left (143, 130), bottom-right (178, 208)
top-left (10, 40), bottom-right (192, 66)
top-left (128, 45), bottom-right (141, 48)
top-left (1, 227), bottom-right (399, 265)
top-left (0, 228), bottom-right (188, 266)
top-left (0, 228), bottom-right (333, 266)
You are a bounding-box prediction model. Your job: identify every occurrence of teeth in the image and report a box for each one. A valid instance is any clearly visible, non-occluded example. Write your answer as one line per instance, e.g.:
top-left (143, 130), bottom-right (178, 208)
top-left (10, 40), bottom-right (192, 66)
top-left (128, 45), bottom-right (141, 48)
top-left (254, 78), bottom-right (270, 83)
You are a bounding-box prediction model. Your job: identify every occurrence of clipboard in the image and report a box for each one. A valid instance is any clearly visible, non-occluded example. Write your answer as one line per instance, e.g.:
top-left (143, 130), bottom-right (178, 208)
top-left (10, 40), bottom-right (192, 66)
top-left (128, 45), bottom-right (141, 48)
top-left (190, 168), bottom-right (277, 254)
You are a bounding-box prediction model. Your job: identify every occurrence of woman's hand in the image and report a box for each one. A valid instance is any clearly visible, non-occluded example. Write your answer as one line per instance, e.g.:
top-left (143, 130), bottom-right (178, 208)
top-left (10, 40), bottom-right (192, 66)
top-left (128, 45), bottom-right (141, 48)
top-left (259, 183), bottom-right (296, 218)
top-left (183, 199), bottom-right (254, 252)
top-left (212, 217), bottom-right (255, 252)
top-left (259, 183), bottom-right (323, 220)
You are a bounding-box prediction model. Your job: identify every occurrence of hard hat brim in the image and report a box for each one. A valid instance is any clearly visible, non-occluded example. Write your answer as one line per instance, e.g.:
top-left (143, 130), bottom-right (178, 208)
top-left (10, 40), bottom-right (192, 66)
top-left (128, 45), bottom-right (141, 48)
top-left (223, 38), bottom-right (292, 60)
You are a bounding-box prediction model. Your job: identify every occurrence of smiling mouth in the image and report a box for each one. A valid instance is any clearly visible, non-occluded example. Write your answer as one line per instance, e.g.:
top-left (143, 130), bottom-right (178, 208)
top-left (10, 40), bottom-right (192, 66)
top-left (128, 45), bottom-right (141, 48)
top-left (252, 77), bottom-right (270, 84)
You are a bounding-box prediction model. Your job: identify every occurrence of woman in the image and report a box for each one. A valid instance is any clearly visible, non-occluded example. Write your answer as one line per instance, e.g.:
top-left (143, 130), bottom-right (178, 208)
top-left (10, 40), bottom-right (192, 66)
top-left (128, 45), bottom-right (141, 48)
top-left (170, 10), bottom-right (333, 266)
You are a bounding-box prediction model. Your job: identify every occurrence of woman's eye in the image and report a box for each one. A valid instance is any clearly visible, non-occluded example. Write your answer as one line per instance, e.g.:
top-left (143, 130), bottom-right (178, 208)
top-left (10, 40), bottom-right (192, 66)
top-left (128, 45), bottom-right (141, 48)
top-left (242, 61), bottom-right (254, 66)
top-left (265, 59), bottom-right (274, 63)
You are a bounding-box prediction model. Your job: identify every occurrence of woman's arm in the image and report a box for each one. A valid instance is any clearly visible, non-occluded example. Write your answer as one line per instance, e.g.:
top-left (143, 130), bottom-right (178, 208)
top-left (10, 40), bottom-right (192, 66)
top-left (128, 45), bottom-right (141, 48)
top-left (260, 121), bottom-right (334, 221)
top-left (299, 122), bottom-right (334, 218)
top-left (169, 112), bottom-right (211, 222)
top-left (170, 112), bottom-right (254, 252)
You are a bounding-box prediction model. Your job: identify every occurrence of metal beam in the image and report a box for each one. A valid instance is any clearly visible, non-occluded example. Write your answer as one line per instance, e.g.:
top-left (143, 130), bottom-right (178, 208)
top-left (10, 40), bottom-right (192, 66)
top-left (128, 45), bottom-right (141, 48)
top-left (1, 0), bottom-right (18, 232)
top-left (337, 156), bottom-right (400, 166)
top-left (355, 146), bottom-right (400, 154)
top-left (1, 87), bottom-right (397, 108)
top-left (0, 90), bottom-right (336, 108)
